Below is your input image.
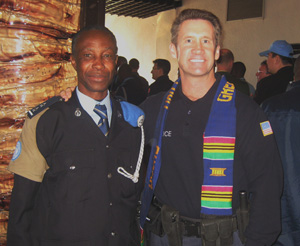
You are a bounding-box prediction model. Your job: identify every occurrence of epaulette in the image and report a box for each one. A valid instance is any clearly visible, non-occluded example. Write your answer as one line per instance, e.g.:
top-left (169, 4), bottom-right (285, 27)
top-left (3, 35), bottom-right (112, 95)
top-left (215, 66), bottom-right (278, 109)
top-left (27, 96), bottom-right (64, 119)
top-left (120, 101), bottom-right (145, 127)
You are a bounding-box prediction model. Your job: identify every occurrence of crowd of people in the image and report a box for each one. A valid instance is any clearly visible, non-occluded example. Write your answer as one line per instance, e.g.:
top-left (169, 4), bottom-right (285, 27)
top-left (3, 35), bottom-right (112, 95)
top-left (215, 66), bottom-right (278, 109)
top-left (110, 57), bottom-right (174, 106)
top-left (7, 7), bottom-right (299, 246)
top-left (110, 39), bottom-right (296, 110)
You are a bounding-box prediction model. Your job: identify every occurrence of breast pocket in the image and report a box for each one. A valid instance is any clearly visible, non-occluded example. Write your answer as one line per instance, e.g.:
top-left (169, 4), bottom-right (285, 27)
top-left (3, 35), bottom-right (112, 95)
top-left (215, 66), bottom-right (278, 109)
top-left (46, 149), bottom-right (96, 202)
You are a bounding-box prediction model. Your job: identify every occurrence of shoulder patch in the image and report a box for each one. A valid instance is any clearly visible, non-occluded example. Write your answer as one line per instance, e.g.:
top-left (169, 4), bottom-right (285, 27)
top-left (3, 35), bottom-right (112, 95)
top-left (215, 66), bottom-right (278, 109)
top-left (27, 96), bottom-right (63, 119)
top-left (12, 141), bottom-right (22, 161)
top-left (260, 121), bottom-right (273, 136)
top-left (120, 101), bottom-right (145, 127)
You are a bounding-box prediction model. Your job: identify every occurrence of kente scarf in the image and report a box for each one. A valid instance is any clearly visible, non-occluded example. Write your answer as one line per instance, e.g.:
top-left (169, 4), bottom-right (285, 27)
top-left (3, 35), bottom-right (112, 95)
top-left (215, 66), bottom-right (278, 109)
top-left (140, 76), bottom-right (236, 229)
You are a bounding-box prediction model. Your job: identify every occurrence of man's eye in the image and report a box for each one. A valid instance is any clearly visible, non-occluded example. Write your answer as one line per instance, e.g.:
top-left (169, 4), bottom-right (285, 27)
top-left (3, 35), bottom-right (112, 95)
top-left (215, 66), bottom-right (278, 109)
top-left (186, 39), bottom-right (192, 43)
top-left (103, 54), bottom-right (113, 58)
top-left (203, 39), bottom-right (209, 44)
top-left (83, 53), bottom-right (92, 58)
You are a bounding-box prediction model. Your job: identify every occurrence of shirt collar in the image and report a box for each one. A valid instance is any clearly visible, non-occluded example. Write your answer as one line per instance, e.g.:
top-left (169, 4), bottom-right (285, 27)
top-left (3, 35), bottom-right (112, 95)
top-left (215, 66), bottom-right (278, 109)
top-left (76, 87), bottom-right (112, 125)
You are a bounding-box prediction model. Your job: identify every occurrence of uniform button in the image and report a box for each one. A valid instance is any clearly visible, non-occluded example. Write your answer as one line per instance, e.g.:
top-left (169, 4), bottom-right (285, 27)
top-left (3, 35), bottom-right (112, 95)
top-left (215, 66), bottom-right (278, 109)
top-left (109, 202), bottom-right (113, 206)
top-left (107, 173), bottom-right (112, 179)
top-left (106, 145), bottom-right (109, 149)
top-left (70, 166), bottom-right (76, 170)
top-left (111, 231), bottom-right (116, 236)
top-left (188, 110), bottom-right (192, 115)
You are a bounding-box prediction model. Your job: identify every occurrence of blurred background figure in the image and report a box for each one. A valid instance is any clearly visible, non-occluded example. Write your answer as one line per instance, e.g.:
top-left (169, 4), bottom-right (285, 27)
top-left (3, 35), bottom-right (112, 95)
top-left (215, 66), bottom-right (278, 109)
top-left (110, 56), bottom-right (128, 93)
top-left (231, 61), bottom-right (255, 98)
top-left (261, 55), bottom-right (300, 246)
top-left (115, 63), bottom-right (147, 105)
top-left (254, 40), bottom-right (294, 105)
top-left (256, 60), bottom-right (271, 83)
top-left (117, 56), bottom-right (128, 68)
top-left (216, 49), bottom-right (250, 96)
top-left (148, 59), bottom-right (173, 96)
top-left (129, 58), bottom-right (149, 96)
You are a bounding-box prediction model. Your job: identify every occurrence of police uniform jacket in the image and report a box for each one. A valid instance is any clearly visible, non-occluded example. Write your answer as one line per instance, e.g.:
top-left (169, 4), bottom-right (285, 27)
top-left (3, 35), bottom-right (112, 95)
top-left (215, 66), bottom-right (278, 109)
top-left (262, 81), bottom-right (300, 245)
top-left (7, 92), bottom-right (144, 246)
top-left (140, 74), bottom-right (283, 246)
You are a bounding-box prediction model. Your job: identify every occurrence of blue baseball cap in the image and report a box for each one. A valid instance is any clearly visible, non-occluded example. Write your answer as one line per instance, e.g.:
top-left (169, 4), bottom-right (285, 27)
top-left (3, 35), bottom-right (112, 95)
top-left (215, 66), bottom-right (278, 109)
top-left (259, 40), bottom-right (294, 58)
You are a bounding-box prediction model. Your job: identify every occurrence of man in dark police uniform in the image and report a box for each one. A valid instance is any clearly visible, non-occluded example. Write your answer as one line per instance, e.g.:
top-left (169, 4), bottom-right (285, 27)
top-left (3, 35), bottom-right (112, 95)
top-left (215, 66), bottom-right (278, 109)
top-left (7, 26), bottom-right (145, 246)
top-left (139, 9), bottom-right (283, 246)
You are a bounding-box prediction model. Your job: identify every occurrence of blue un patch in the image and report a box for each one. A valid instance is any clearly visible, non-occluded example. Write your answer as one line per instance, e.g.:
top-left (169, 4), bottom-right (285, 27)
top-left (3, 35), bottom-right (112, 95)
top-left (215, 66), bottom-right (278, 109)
top-left (12, 141), bottom-right (22, 161)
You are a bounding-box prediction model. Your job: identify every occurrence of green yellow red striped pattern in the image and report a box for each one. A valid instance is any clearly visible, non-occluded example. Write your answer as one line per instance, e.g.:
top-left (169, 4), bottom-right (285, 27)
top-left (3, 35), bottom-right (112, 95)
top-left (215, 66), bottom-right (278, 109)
top-left (201, 185), bottom-right (233, 210)
top-left (203, 136), bottom-right (235, 160)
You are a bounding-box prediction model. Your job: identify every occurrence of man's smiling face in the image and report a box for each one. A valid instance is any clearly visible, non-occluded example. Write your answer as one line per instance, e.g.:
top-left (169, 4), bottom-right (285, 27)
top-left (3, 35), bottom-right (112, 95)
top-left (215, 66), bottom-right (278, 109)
top-left (170, 19), bottom-right (220, 81)
top-left (71, 29), bottom-right (117, 100)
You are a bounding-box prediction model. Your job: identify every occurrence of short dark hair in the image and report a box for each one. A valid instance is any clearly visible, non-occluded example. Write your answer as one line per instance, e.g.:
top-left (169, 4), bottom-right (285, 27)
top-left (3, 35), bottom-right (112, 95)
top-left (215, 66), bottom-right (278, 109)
top-left (261, 60), bottom-right (270, 74)
top-left (117, 56), bottom-right (127, 68)
top-left (72, 25), bottom-right (118, 56)
top-left (261, 60), bottom-right (268, 67)
top-left (171, 9), bottom-right (222, 47)
top-left (153, 59), bottom-right (171, 75)
top-left (118, 63), bottom-right (133, 79)
top-left (271, 52), bottom-right (293, 65)
top-left (217, 49), bottom-right (234, 65)
top-left (129, 58), bottom-right (139, 69)
top-left (231, 61), bottom-right (246, 78)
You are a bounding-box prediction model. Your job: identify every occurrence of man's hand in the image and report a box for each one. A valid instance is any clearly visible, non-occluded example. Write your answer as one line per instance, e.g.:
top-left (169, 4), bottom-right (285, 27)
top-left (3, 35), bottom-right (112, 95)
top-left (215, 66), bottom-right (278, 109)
top-left (60, 87), bottom-right (75, 102)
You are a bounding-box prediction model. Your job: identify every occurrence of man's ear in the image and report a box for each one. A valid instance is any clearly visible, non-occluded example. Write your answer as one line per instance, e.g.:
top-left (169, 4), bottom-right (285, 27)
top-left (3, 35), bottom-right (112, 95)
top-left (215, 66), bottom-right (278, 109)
top-left (70, 55), bottom-right (76, 69)
top-left (215, 45), bottom-right (220, 61)
top-left (275, 54), bottom-right (281, 65)
top-left (169, 43), bottom-right (177, 59)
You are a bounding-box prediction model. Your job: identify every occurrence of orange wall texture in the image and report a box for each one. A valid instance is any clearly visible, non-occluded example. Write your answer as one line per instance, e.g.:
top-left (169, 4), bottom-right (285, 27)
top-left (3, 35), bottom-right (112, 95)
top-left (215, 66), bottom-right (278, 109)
top-left (0, 0), bottom-right (81, 243)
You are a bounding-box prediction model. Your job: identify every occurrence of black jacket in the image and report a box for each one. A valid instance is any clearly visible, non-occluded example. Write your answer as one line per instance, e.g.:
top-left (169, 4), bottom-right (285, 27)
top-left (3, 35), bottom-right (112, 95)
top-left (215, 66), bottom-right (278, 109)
top-left (8, 93), bottom-right (144, 246)
top-left (148, 75), bottom-right (173, 96)
top-left (254, 66), bottom-right (294, 105)
top-left (141, 75), bottom-right (283, 246)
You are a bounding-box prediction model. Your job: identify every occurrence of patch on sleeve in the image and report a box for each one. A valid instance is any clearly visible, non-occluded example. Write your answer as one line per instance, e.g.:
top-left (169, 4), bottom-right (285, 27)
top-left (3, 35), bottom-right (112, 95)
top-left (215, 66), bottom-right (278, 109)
top-left (260, 121), bottom-right (273, 136)
top-left (12, 141), bottom-right (22, 161)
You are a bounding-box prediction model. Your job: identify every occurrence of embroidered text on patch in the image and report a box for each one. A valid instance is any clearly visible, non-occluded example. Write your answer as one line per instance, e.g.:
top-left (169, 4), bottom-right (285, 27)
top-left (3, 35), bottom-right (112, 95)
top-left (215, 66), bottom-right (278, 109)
top-left (210, 168), bottom-right (227, 176)
top-left (217, 82), bottom-right (235, 102)
top-left (260, 121), bottom-right (273, 136)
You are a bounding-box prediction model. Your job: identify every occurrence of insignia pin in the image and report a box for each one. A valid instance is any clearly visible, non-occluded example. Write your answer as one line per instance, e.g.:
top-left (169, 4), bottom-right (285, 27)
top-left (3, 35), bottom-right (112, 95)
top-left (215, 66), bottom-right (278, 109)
top-left (117, 111), bottom-right (122, 118)
top-left (75, 108), bottom-right (81, 117)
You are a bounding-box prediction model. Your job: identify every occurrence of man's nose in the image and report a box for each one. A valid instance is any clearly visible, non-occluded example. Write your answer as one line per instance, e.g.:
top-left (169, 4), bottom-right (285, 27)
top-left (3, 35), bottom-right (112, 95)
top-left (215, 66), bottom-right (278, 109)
top-left (92, 57), bottom-right (104, 69)
top-left (192, 41), bottom-right (203, 54)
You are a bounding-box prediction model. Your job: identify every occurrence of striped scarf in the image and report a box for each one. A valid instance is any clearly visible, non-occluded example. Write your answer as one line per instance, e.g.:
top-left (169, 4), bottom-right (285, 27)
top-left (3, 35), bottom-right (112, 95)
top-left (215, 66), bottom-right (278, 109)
top-left (140, 76), bottom-right (236, 230)
top-left (201, 77), bottom-right (236, 215)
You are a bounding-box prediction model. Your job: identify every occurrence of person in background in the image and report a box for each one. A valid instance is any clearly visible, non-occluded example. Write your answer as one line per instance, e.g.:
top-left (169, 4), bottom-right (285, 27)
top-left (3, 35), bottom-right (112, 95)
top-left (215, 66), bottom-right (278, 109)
top-left (139, 8), bottom-right (282, 246)
top-left (148, 58), bottom-right (173, 96)
top-left (7, 26), bottom-right (145, 246)
top-left (254, 40), bottom-right (294, 105)
top-left (261, 55), bottom-right (300, 246)
top-left (255, 60), bottom-right (271, 83)
top-left (231, 61), bottom-right (255, 98)
top-left (129, 58), bottom-right (149, 95)
top-left (115, 63), bottom-right (147, 105)
top-left (110, 55), bottom-right (128, 93)
top-left (216, 49), bottom-right (250, 96)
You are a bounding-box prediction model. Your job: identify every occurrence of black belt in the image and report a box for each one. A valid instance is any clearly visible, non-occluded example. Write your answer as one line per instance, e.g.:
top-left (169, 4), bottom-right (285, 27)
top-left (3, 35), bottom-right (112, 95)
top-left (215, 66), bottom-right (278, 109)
top-left (180, 215), bottom-right (237, 238)
top-left (180, 216), bottom-right (202, 237)
top-left (149, 197), bottom-right (237, 238)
